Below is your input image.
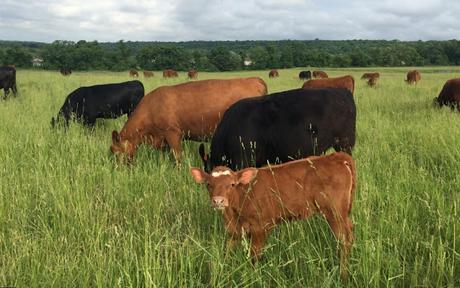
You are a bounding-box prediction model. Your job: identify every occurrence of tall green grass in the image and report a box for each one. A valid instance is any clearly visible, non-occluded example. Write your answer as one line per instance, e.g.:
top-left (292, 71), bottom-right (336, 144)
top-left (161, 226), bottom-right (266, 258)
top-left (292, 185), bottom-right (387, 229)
top-left (0, 68), bottom-right (459, 287)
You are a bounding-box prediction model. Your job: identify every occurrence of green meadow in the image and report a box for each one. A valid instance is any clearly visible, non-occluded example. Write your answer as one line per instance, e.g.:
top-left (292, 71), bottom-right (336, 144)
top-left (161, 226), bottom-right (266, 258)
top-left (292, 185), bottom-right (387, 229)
top-left (0, 68), bottom-right (459, 287)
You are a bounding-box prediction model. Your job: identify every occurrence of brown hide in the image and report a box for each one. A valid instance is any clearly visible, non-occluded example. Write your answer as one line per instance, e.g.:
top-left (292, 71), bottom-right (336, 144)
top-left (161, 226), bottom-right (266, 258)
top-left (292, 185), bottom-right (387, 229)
top-left (435, 78), bottom-right (460, 110)
top-left (129, 69), bottom-right (139, 77)
top-left (268, 69), bottom-right (279, 78)
top-left (313, 70), bottom-right (328, 78)
top-left (405, 70), bottom-right (421, 84)
top-left (143, 71), bottom-right (154, 78)
top-left (190, 152), bottom-right (356, 278)
top-left (111, 77), bottom-right (268, 161)
top-left (163, 69), bottom-right (179, 78)
top-left (361, 72), bottom-right (380, 80)
top-left (302, 75), bottom-right (355, 94)
top-left (188, 70), bottom-right (198, 79)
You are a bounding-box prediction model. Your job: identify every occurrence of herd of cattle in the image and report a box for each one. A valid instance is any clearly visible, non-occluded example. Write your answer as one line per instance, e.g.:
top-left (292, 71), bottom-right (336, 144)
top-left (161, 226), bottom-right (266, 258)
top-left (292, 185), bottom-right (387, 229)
top-left (1, 65), bottom-right (460, 278)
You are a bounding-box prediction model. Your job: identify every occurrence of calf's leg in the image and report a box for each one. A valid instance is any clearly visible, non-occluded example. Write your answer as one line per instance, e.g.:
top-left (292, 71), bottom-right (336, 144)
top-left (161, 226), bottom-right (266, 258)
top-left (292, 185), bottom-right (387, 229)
top-left (325, 212), bottom-right (353, 279)
top-left (165, 131), bottom-right (182, 163)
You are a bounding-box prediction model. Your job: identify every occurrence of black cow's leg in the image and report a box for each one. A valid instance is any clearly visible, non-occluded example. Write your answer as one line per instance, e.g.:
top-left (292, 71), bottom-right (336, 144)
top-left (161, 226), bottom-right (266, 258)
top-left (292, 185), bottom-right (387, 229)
top-left (12, 84), bottom-right (17, 97)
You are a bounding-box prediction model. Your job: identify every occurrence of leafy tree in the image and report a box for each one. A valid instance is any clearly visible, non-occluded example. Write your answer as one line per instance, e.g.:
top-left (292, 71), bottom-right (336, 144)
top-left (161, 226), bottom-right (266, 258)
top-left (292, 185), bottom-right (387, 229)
top-left (248, 46), bottom-right (269, 69)
top-left (208, 47), bottom-right (240, 71)
top-left (3, 45), bottom-right (32, 67)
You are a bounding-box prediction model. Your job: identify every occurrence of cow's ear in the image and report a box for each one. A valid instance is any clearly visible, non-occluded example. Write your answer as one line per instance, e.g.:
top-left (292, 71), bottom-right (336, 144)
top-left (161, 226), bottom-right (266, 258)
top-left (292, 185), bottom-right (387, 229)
top-left (112, 130), bottom-right (120, 143)
top-left (190, 167), bottom-right (208, 184)
top-left (237, 168), bottom-right (258, 185)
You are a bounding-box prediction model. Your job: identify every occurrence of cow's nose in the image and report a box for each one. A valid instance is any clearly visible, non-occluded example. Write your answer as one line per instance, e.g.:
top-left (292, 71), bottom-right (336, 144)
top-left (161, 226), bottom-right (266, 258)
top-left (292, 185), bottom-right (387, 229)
top-left (212, 197), bottom-right (226, 207)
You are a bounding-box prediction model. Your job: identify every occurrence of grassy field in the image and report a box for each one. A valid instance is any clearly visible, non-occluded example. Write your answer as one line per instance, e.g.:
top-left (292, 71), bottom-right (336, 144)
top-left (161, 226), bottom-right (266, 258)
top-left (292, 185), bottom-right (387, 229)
top-left (0, 67), bottom-right (459, 287)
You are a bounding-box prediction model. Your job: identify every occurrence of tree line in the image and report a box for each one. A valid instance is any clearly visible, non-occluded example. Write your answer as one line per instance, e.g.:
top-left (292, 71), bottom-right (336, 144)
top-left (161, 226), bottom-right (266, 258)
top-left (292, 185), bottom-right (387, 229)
top-left (1, 39), bottom-right (460, 71)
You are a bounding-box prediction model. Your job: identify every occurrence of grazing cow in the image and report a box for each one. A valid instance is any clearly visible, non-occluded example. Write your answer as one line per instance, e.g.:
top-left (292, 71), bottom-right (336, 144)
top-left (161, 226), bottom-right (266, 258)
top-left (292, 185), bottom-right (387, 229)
top-left (302, 75), bottom-right (355, 94)
top-left (433, 78), bottom-right (460, 111)
top-left (199, 88), bottom-right (356, 172)
top-left (268, 69), bottom-right (279, 78)
top-left (188, 70), bottom-right (198, 79)
top-left (367, 77), bottom-right (378, 87)
top-left (405, 70), bottom-right (421, 85)
top-left (163, 69), bottom-right (179, 78)
top-left (0, 66), bottom-right (18, 99)
top-left (190, 152), bottom-right (356, 278)
top-left (143, 71), bottom-right (154, 78)
top-left (60, 68), bottom-right (72, 76)
top-left (51, 80), bottom-right (144, 127)
top-left (313, 70), bottom-right (328, 78)
top-left (361, 72), bottom-right (380, 80)
top-left (299, 70), bottom-right (312, 80)
top-left (129, 69), bottom-right (139, 77)
top-left (110, 77), bottom-right (268, 162)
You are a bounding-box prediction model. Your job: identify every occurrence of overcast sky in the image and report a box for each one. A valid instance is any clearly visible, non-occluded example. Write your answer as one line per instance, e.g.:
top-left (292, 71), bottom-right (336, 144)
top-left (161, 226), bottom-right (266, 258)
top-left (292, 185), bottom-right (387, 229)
top-left (1, 0), bottom-right (458, 42)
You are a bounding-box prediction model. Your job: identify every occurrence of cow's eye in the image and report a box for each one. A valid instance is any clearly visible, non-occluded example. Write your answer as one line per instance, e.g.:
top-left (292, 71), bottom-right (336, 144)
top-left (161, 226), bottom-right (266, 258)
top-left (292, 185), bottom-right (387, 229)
top-left (231, 183), bottom-right (236, 187)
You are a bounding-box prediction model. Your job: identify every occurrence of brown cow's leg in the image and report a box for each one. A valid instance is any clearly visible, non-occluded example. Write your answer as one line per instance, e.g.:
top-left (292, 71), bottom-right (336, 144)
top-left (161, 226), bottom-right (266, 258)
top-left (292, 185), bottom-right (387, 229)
top-left (326, 213), bottom-right (353, 280)
top-left (165, 131), bottom-right (182, 163)
top-left (249, 231), bottom-right (267, 263)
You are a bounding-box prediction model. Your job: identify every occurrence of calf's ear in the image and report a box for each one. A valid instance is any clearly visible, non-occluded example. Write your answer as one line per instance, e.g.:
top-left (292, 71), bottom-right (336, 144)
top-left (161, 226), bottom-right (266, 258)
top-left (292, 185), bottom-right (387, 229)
top-left (190, 167), bottom-right (208, 184)
top-left (237, 168), bottom-right (258, 185)
top-left (112, 130), bottom-right (120, 143)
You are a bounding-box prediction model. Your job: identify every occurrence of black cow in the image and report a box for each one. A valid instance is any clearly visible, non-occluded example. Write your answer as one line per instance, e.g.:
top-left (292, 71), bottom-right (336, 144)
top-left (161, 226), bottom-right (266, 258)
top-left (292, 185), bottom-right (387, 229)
top-left (299, 70), bottom-right (312, 80)
top-left (199, 88), bottom-right (356, 172)
top-left (51, 80), bottom-right (144, 127)
top-left (60, 68), bottom-right (72, 76)
top-left (0, 66), bottom-right (18, 99)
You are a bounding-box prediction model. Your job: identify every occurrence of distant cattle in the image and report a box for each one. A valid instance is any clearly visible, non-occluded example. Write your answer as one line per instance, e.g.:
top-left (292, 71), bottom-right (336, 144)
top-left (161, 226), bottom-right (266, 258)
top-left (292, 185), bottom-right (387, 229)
top-left (0, 66), bottom-right (18, 99)
top-left (405, 70), bottom-right (421, 85)
top-left (313, 70), bottom-right (328, 78)
top-left (52, 80), bottom-right (144, 127)
top-left (163, 69), bottom-right (179, 78)
top-left (302, 75), bottom-right (355, 94)
top-left (110, 77), bottom-right (267, 162)
top-left (361, 72), bottom-right (380, 80)
top-left (60, 68), bottom-right (72, 76)
top-left (190, 152), bottom-right (356, 278)
top-left (143, 71), bottom-right (154, 78)
top-left (299, 70), bottom-right (312, 80)
top-left (129, 69), bottom-right (139, 77)
top-left (188, 70), bottom-right (198, 79)
top-left (433, 78), bottom-right (460, 111)
top-left (268, 69), bottom-right (279, 78)
top-left (199, 88), bottom-right (356, 172)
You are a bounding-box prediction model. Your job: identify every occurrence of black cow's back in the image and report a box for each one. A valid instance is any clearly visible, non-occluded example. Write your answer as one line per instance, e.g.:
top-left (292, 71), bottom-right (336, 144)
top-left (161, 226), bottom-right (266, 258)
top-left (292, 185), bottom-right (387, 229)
top-left (208, 88), bottom-right (356, 170)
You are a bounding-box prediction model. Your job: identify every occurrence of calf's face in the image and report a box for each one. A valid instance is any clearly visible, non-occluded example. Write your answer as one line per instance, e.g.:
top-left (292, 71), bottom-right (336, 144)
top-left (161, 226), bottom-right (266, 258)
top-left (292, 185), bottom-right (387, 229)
top-left (110, 130), bottom-right (135, 162)
top-left (190, 167), bottom-right (258, 210)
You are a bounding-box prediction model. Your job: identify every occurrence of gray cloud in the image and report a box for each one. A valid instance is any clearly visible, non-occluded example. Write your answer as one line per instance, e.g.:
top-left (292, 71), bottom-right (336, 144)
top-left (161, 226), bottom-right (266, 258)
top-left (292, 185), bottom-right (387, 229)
top-left (0, 0), bottom-right (459, 42)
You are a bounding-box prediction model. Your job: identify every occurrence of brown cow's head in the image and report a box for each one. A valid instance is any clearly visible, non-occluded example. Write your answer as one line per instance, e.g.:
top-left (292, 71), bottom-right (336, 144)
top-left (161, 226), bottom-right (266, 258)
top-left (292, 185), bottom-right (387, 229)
top-left (110, 130), bottom-right (135, 162)
top-left (190, 166), bottom-right (258, 210)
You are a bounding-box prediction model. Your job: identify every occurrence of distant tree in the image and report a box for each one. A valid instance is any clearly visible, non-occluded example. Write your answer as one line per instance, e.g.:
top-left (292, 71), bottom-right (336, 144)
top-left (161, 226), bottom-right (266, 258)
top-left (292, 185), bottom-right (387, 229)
top-left (3, 45), bottom-right (32, 67)
top-left (137, 46), bottom-right (190, 70)
top-left (208, 47), bottom-right (240, 71)
top-left (248, 46), bottom-right (269, 69)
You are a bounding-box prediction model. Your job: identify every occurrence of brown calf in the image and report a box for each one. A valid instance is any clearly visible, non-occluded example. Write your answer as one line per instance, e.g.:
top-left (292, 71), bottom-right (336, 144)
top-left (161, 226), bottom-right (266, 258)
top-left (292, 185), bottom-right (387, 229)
top-left (190, 152), bottom-right (356, 278)
top-left (367, 77), bottom-right (378, 87)
top-left (143, 71), bottom-right (154, 78)
top-left (302, 75), bottom-right (355, 94)
top-left (434, 78), bottom-right (460, 111)
top-left (129, 69), bottom-right (139, 77)
top-left (163, 69), bottom-right (179, 78)
top-left (361, 72), bottom-right (380, 80)
top-left (405, 70), bottom-right (421, 85)
top-left (268, 69), bottom-right (279, 78)
top-left (111, 77), bottom-right (267, 162)
top-left (188, 70), bottom-right (198, 79)
top-left (313, 70), bottom-right (328, 78)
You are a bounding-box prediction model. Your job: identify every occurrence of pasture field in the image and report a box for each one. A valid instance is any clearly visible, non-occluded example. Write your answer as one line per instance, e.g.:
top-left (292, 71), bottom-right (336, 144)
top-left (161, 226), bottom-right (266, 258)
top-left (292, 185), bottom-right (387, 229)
top-left (0, 67), bottom-right (459, 287)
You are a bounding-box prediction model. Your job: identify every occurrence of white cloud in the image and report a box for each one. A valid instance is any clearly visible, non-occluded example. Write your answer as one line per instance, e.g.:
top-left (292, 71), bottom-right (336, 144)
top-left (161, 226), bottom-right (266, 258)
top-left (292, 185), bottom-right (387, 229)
top-left (0, 0), bottom-right (458, 42)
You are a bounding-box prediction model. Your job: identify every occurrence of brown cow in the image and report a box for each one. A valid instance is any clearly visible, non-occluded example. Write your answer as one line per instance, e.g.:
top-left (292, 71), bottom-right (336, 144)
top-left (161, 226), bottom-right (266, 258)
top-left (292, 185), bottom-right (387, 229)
top-left (190, 152), bottom-right (356, 278)
top-left (302, 75), bottom-right (355, 94)
top-left (405, 70), bottom-right (421, 85)
top-left (313, 70), bottom-right (328, 78)
top-left (143, 71), bottom-right (154, 78)
top-left (163, 69), bottom-right (179, 78)
top-left (188, 70), bottom-right (198, 79)
top-left (129, 69), bottom-right (139, 77)
top-left (111, 77), bottom-right (267, 162)
top-left (361, 72), bottom-right (380, 80)
top-left (434, 78), bottom-right (460, 111)
top-left (268, 69), bottom-right (279, 78)
top-left (367, 77), bottom-right (378, 88)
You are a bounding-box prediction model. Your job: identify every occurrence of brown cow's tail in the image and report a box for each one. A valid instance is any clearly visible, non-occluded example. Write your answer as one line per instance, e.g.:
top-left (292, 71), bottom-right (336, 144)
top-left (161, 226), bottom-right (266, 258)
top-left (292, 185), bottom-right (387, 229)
top-left (342, 154), bottom-right (357, 214)
top-left (257, 77), bottom-right (268, 95)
